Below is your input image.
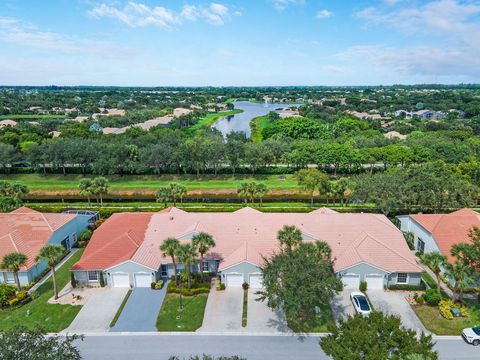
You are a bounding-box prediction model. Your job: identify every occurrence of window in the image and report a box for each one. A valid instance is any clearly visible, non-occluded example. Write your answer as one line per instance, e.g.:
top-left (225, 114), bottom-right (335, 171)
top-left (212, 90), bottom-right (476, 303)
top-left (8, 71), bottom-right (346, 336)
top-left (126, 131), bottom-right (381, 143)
top-left (4, 272), bottom-right (15, 284)
top-left (88, 271), bottom-right (98, 281)
top-left (397, 273), bottom-right (408, 284)
top-left (61, 236), bottom-right (70, 249)
top-left (201, 261), bottom-right (209, 272)
top-left (161, 265), bottom-right (167, 276)
top-left (417, 238), bottom-right (425, 254)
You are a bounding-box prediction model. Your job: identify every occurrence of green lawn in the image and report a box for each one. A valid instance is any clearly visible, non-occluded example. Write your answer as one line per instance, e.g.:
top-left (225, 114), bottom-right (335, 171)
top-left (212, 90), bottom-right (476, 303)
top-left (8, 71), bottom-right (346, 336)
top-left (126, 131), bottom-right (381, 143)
top-left (0, 250), bottom-right (84, 332)
top-left (413, 300), bottom-right (480, 335)
top-left (0, 173), bottom-right (299, 191)
top-left (250, 115), bottom-right (269, 143)
top-left (286, 305), bottom-right (334, 333)
top-left (189, 109), bottom-right (243, 131)
top-left (156, 293), bottom-right (208, 331)
top-left (110, 289), bottom-right (132, 328)
top-left (0, 114), bottom-right (67, 120)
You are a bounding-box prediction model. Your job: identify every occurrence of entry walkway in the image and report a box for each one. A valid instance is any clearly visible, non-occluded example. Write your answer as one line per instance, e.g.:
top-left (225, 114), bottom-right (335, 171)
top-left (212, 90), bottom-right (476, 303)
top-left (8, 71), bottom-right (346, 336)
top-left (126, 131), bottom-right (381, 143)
top-left (111, 285), bottom-right (168, 332)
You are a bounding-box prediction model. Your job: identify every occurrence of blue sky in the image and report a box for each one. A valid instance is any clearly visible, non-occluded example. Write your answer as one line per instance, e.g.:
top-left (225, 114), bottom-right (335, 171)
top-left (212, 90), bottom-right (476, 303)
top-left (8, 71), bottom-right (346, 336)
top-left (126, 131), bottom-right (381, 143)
top-left (0, 0), bottom-right (479, 86)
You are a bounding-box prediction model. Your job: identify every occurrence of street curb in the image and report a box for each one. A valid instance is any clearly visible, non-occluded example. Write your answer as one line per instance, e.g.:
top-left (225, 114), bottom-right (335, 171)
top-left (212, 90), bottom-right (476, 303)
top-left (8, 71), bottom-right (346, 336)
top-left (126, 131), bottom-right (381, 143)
top-left (53, 331), bottom-right (329, 337)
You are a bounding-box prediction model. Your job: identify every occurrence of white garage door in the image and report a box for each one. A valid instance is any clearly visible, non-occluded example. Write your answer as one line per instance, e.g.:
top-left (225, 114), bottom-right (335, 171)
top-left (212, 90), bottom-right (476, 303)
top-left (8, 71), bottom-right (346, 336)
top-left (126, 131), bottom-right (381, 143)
top-left (249, 274), bottom-right (263, 289)
top-left (365, 274), bottom-right (384, 290)
top-left (134, 273), bottom-right (152, 287)
top-left (112, 273), bottom-right (130, 288)
top-left (225, 273), bottom-right (243, 287)
top-left (342, 274), bottom-right (360, 289)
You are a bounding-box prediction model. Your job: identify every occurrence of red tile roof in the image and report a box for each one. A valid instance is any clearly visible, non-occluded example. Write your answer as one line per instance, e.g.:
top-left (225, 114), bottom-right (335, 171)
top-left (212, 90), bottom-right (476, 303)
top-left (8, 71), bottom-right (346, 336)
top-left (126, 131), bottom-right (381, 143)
top-left (0, 208), bottom-right (77, 270)
top-left (410, 208), bottom-right (480, 263)
top-left (72, 213), bottom-right (153, 271)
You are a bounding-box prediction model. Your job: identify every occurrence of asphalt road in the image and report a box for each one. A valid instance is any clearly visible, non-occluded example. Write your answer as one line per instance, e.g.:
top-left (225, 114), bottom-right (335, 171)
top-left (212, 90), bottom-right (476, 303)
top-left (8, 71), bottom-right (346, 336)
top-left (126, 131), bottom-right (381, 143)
top-left (76, 334), bottom-right (478, 360)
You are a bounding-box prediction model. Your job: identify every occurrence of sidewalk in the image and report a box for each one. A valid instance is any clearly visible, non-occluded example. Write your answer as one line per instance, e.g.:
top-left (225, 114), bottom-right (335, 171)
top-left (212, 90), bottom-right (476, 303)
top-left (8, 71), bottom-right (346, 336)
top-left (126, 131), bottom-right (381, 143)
top-left (28, 248), bottom-right (79, 294)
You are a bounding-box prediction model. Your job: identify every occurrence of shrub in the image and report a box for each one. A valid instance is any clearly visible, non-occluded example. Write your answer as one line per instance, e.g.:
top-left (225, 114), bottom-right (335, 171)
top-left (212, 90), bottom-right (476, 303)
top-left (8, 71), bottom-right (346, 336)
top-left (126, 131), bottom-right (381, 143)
top-left (99, 272), bottom-right (105, 287)
top-left (71, 272), bottom-right (77, 288)
top-left (0, 284), bottom-right (16, 308)
top-left (216, 283), bottom-right (226, 291)
top-left (416, 296), bottom-right (425, 305)
top-left (154, 280), bottom-right (164, 290)
top-left (423, 289), bottom-right (441, 306)
top-left (439, 299), bottom-right (454, 320)
top-left (460, 306), bottom-right (469, 317)
top-left (403, 232), bottom-right (415, 250)
top-left (242, 282), bottom-right (249, 290)
top-left (151, 282), bottom-right (156, 290)
top-left (359, 281), bottom-right (367, 292)
top-left (388, 283), bottom-right (426, 291)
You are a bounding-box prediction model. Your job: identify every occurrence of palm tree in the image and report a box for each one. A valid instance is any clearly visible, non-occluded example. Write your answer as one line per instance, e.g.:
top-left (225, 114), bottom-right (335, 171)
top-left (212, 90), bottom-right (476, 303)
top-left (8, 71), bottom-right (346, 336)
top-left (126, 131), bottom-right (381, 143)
top-left (160, 237), bottom-right (181, 285)
top-left (78, 178), bottom-right (94, 206)
top-left (444, 259), bottom-right (472, 304)
top-left (192, 232), bottom-right (215, 282)
top-left (169, 183), bottom-right (187, 206)
top-left (92, 177), bottom-right (109, 206)
top-left (277, 225), bottom-right (302, 252)
top-left (315, 241), bottom-right (332, 260)
top-left (237, 182), bottom-right (249, 204)
top-left (336, 178), bottom-right (350, 206)
top-left (421, 252), bottom-right (447, 297)
top-left (8, 183), bottom-right (29, 199)
top-left (255, 183), bottom-right (268, 206)
top-left (36, 244), bottom-right (65, 300)
top-left (246, 182), bottom-right (258, 204)
top-left (156, 187), bottom-right (171, 208)
top-left (1, 252), bottom-right (28, 289)
top-left (176, 244), bottom-right (198, 289)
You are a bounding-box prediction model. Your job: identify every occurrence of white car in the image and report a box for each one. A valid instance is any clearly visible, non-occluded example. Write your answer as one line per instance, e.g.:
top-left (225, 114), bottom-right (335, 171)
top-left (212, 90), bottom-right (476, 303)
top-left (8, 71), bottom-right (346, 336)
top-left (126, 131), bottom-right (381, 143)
top-left (350, 291), bottom-right (372, 316)
top-left (462, 326), bottom-right (480, 346)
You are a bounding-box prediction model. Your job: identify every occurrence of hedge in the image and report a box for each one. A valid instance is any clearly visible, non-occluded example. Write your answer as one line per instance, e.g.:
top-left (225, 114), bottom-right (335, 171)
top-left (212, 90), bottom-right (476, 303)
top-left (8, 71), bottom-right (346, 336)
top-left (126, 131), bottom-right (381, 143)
top-left (388, 283), bottom-right (426, 291)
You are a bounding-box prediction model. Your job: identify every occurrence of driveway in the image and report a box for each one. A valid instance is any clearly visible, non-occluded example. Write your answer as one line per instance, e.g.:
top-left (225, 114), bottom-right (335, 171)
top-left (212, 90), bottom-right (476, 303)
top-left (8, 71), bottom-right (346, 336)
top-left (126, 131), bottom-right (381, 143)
top-left (111, 285), bottom-right (167, 332)
top-left (367, 290), bottom-right (427, 333)
top-left (331, 290), bottom-right (355, 322)
top-left (198, 287), bottom-right (243, 332)
top-left (65, 288), bottom-right (128, 333)
top-left (245, 290), bottom-right (289, 333)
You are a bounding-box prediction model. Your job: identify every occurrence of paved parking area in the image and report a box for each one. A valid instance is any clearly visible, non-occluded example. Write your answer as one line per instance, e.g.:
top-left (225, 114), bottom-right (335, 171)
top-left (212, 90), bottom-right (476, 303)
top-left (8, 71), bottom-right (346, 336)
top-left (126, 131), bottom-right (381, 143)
top-left (367, 290), bottom-right (427, 333)
top-left (198, 287), bottom-right (243, 332)
top-left (246, 290), bottom-right (289, 333)
top-left (331, 290), bottom-right (355, 322)
top-left (111, 285), bottom-right (167, 332)
top-left (65, 288), bottom-right (128, 333)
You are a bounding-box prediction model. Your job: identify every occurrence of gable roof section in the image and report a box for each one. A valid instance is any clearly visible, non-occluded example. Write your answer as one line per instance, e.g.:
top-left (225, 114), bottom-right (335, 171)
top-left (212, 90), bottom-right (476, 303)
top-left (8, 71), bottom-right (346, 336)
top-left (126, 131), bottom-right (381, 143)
top-left (409, 208), bottom-right (480, 263)
top-left (0, 208), bottom-right (77, 270)
top-left (127, 209), bottom-right (421, 274)
top-left (72, 213), bottom-right (153, 270)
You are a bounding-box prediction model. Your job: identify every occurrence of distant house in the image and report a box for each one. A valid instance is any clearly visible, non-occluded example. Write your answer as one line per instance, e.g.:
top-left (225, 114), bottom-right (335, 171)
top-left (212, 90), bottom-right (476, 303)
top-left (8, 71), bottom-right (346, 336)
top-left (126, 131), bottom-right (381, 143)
top-left (397, 208), bottom-right (480, 263)
top-left (72, 207), bottom-right (422, 290)
top-left (0, 119), bottom-right (17, 128)
top-left (0, 207), bottom-right (91, 286)
top-left (173, 108), bottom-right (192, 117)
top-left (384, 131), bottom-right (407, 140)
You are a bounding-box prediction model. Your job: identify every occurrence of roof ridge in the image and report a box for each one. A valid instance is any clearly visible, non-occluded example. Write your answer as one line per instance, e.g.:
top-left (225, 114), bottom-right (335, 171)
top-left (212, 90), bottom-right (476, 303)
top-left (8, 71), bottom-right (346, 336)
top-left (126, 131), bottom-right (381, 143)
top-left (126, 230), bottom-right (141, 247)
top-left (39, 213), bottom-right (54, 232)
top-left (8, 233), bottom-right (19, 252)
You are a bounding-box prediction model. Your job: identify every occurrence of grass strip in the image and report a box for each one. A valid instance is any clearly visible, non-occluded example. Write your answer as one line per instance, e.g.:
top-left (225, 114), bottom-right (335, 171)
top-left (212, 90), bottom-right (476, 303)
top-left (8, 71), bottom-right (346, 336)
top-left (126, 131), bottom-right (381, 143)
top-left (109, 289), bottom-right (132, 328)
top-left (242, 289), bottom-right (248, 327)
top-left (156, 293), bottom-right (208, 331)
top-left (249, 115), bottom-right (268, 143)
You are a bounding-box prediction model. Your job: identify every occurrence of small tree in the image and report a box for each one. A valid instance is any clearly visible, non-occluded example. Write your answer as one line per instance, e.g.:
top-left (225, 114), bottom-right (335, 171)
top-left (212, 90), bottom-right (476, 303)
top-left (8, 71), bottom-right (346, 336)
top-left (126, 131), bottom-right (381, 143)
top-left (78, 178), bottom-right (94, 206)
top-left (36, 244), bottom-right (65, 300)
top-left (71, 272), bottom-right (77, 288)
top-left (156, 187), bottom-right (172, 208)
top-left (169, 183), bottom-right (187, 206)
top-left (192, 232), bottom-right (215, 282)
top-left (320, 312), bottom-right (438, 360)
top-left (1, 252), bottom-right (28, 290)
top-left (237, 182), bottom-right (249, 204)
top-left (255, 183), bottom-right (268, 206)
top-left (295, 168), bottom-right (329, 207)
top-left (160, 237), bottom-right (181, 285)
top-left (444, 259), bottom-right (472, 304)
top-left (176, 244), bottom-right (197, 289)
top-left (277, 225), bottom-right (302, 252)
top-left (421, 252), bottom-right (447, 297)
top-left (99, 272), bottom-right (105, 287)
top-left (0, 326), bottom-right (82, 360)
top-left (92, 177), bottom-right (109, 206)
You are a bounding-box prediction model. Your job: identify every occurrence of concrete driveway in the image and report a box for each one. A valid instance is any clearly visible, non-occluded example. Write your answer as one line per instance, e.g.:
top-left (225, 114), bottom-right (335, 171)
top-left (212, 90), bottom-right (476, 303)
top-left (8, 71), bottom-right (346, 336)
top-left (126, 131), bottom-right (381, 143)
top-left (65, 288), bottom-right (128, 333)
top-left (367, 290), bottom-right (427, 333)
top-left (111, 285), bottom-right (167, 332)
top-left (331, 290), bottom-right (355, 322)
top-left (198, 287), bottom-right (243, 332)
top-left (245, 290), bottom-right (289, 333)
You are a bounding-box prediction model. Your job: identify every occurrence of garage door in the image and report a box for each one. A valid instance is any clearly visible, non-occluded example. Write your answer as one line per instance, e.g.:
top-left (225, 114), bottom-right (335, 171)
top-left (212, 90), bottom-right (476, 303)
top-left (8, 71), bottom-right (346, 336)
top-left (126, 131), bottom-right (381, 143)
top-left (225, 273), bottom-right (243, 287)
top-left (342, 274), bottom-right (360, 289)
top-left (134, 273), bottom-right (152, 287)
top-left (112, 273), bottom-right (130, 288)
top-left (249, 274), bottom-right (263, 289)
top-left (365, 274), bottom-right (384, 290)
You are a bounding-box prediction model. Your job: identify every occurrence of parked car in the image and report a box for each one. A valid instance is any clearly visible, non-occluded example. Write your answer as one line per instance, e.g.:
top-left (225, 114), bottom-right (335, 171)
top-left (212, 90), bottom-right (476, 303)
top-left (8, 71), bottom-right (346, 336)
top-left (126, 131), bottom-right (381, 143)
top-left (350, 291), bottom-right (372, 316)
top-left (462, 326), bottom-right (480, 346)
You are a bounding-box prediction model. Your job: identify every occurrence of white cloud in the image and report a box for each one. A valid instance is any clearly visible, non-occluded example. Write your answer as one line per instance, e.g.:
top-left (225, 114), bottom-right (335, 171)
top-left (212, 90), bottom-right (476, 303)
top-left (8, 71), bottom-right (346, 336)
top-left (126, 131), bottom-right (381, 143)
top-left (270, 0), bottom-right (305, 11)
top-left (322, 65), bottom-right (350, 73)
top-left (88, 2), bottom-right (233, 28)
top-left (0, 17), bottom-right (132, 58)
top-left (316, 10), bottom-right (333, 19)
top-left (352, 0), bottom-right (480, 78)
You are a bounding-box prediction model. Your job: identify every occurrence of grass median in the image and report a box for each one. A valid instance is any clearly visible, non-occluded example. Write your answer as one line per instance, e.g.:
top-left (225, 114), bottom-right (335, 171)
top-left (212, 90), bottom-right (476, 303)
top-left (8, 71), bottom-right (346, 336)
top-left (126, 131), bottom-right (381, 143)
top-left (156, 293), bottom-right (208, 332)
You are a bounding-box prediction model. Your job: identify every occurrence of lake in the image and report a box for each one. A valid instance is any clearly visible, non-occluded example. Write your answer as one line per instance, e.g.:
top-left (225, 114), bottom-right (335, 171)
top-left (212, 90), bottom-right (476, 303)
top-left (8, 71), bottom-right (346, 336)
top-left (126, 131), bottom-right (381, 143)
top-left (212, 101), bottom-right (298, 137)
